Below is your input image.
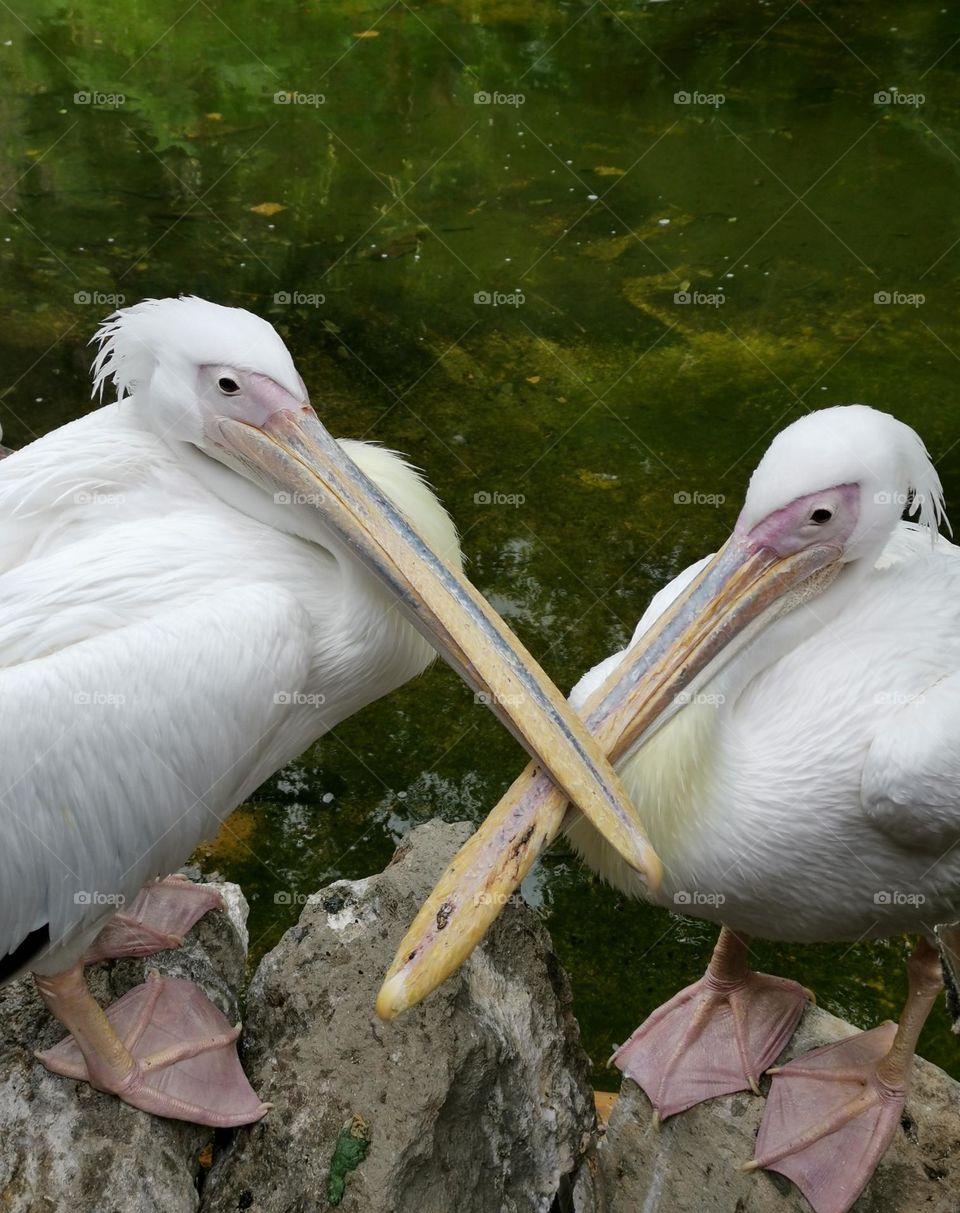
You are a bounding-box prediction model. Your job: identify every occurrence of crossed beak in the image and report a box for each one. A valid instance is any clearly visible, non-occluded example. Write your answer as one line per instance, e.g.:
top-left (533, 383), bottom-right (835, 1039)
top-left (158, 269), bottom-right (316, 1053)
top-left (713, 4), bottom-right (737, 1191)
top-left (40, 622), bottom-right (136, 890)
top-left (375, 532), bottom-right (843, 1019)
top-left (213, 390), bottom-right (661, 890)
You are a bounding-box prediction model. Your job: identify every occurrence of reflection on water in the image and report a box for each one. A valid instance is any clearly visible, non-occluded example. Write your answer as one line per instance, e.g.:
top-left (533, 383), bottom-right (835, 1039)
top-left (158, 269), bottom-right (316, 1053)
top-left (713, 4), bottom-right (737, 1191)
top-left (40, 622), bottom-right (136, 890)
top-left (2, 0), bottom-right (960, 1084)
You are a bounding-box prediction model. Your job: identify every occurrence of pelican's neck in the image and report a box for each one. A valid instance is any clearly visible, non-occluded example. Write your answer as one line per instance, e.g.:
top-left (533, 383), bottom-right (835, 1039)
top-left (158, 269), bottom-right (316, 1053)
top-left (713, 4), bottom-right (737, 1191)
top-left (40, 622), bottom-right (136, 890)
top-left (566, 547), bottom-right (888, 897)
top-left (705, 546), bottom-right (881, 709)
top-left (163, 430), bottom-right (462, 696)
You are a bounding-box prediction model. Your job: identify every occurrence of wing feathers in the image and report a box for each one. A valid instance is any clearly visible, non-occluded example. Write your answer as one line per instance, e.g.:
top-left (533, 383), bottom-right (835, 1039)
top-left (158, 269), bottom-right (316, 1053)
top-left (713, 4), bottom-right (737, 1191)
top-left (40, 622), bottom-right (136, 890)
top-left (0, 585), bottom-right (313, 970)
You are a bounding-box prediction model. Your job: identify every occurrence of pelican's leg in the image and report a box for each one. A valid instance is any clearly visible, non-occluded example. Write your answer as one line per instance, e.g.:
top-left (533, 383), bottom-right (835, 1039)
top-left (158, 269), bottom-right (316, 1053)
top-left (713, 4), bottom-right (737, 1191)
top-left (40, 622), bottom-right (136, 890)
top-left (748, 937), bottom-right (943, 1213)
top-left (83, 875), bottom-right (224, 964)
top-left (34, 963), bottom-right (268, 1127)
top-left (613, 925), bottom-right (811, 1121)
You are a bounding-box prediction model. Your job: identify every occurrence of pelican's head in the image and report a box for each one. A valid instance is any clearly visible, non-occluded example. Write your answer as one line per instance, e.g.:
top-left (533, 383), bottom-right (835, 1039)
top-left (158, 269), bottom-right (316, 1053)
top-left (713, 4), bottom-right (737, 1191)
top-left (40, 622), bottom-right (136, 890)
top-left (736, 404), bottom-right (945, 565)
top-left (92, 296), bottom-right (308, 447)
top-left (89, 296), bottom-right (659, 886)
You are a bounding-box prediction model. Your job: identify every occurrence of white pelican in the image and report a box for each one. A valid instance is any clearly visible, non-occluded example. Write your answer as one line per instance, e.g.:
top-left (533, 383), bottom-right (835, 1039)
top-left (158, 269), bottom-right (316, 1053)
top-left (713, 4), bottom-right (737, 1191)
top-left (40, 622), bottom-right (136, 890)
top-left (379, 405), bottom-right (960, 1213)
top-left (0, 296), bottom-right (660, 1128)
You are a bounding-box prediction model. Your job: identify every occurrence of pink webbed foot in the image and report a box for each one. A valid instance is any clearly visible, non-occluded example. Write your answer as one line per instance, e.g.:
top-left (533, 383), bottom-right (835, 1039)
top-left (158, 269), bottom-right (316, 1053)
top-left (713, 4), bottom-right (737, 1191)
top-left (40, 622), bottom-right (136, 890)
top-left (614, 967), bottom-right (809, 1119)
top-left (37, 971), bottom-right (268, 1128)
top-left (612, 928), bottom-right (810, 1121)
top-left (749, 1023), bottom-right (902, 1213)
top-left (749, 938), bottom-right (945, 1213)
top-left (84, 875), bottom-right (224, 964)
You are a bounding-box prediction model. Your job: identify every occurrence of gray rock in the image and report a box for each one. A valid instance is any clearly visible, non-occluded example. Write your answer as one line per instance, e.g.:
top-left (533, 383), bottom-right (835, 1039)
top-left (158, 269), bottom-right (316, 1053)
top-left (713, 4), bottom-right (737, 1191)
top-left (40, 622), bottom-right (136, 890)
top-left (594, 1002), bottom-right (960, 1212)
top-left (200, 819), bottom-right (597, 1213)
top-left (0, 881), bottom-right (250, 1213)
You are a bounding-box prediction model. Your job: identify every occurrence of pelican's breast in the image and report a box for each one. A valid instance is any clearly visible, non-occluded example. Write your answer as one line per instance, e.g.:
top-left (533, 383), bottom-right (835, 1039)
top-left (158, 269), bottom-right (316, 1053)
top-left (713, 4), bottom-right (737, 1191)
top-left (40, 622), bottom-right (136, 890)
top-left (566, 699), bottom-right (723, 898)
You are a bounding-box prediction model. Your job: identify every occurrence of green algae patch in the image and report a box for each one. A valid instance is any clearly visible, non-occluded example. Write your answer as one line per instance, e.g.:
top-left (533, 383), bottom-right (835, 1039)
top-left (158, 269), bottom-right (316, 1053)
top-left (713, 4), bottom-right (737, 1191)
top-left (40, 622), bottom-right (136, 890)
top-left (327, 1115), bottom-right (370, 1206)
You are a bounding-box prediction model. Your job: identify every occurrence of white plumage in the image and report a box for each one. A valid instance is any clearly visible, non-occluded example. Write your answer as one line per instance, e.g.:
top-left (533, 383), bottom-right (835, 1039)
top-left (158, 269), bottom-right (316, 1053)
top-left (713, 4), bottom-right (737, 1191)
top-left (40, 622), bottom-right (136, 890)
top-left (566, 405), bottom-right (960, 941)
top-left (0, 294), bottom-right (478, 994)
top-left (568, 520), bottom-right (960, 939)
top-left (0, 400), bottom-right (458, 976)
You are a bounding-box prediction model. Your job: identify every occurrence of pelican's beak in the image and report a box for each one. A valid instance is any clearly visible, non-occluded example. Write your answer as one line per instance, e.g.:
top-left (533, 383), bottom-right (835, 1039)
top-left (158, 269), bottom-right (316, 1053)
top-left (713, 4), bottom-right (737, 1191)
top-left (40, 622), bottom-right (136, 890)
top-left (376, 532), bottom-right (843, 1019)
top-left (213, 395), bottom-right (660, 883)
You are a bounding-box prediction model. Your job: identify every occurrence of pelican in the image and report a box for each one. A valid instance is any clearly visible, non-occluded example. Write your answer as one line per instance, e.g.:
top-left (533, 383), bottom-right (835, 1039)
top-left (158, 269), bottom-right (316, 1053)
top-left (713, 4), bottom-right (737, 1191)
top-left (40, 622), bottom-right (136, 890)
top-left (0, 296), bottom-right (660, 1127)
top-left (379, 405), bottom-right (960, 1213)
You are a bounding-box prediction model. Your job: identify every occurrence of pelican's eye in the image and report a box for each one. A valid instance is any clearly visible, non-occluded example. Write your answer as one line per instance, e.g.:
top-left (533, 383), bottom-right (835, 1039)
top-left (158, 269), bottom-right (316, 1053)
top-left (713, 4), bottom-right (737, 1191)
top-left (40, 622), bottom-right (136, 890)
top-left (217, 376), bottom-right (241, 395)
top-left (810, 508), bottom-right (833, 524)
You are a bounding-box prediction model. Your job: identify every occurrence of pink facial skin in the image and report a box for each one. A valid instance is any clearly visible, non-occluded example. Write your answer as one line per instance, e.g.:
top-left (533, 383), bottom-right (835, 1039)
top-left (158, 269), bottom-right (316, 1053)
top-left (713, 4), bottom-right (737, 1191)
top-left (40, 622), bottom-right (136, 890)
top-left (197, 365), bottom-right (312, 440)
top-left (245, 372), bottom-right (312, 427)
top-left (735, 483), bottom-right (860, 557)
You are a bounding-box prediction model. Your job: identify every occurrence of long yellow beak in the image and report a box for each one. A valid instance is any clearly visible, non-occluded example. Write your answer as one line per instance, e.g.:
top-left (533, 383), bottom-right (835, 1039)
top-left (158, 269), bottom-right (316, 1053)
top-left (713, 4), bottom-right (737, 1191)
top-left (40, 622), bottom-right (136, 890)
top-left (214, 404), bottom-right (659, 882)
top-left (376, 534), bottom-right (843, 1019)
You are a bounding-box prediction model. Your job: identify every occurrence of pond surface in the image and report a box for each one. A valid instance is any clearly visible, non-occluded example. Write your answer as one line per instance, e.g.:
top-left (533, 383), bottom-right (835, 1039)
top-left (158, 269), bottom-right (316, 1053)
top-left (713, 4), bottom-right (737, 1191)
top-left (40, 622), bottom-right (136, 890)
top-left (3, 0), bottom-right (960, 1086)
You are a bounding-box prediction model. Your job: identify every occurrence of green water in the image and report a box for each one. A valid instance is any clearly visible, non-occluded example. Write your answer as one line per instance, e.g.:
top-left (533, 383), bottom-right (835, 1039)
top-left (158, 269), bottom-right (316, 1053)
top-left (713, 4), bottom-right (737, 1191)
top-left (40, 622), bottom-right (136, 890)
top-left (2, 0), bottom-right (960, 1087)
